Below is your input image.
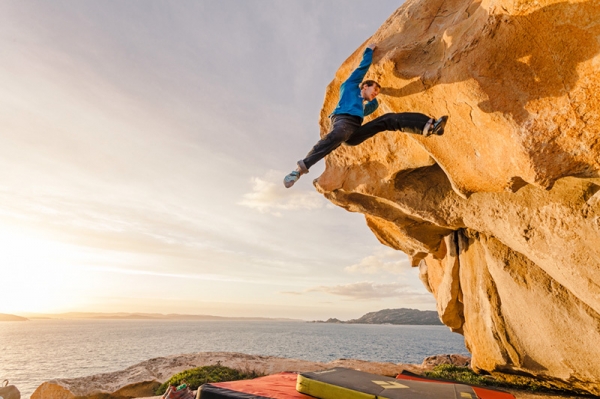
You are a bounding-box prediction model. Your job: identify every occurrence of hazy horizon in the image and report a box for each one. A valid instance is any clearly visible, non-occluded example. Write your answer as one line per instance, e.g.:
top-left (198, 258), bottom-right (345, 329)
top-left (5, 306), bottom-right (438, 321)
top-left (0, 1), bottom-right (435, 320)
top-left (7, 310), bottom-right (304, 320)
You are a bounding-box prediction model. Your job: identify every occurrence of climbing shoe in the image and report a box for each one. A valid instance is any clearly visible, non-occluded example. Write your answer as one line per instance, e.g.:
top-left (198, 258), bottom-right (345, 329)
top-left (432, 115), bottom-right (448, 136)
top-left (284, 171), bottom-right (301, 188)
top-left (422, 118), bottom-right (434, 137)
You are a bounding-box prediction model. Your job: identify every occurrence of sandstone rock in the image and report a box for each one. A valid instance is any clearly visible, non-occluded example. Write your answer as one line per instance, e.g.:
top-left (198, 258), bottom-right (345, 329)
top-left (31, 352), bottom-right (419, 399)
top-left (314, 0), bottom-right (600, 395)
top-left (0, 383), bottom-right (21, 399)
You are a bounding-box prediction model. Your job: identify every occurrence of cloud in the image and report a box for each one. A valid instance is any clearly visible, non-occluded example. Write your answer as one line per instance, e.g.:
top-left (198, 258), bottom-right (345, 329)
top-left (345, 248), bottom-right (411, 274)
top-left (238, 170), bottom-right (327, 215)
top-left (308, 281), bottom-right (415, 300)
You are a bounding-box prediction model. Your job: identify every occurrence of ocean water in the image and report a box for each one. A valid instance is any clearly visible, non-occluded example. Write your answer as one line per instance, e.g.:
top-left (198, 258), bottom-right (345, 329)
top-left (0, 319), bottom-right (469, 398)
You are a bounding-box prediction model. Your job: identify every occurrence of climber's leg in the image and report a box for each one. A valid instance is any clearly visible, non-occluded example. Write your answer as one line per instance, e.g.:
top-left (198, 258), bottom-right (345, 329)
top-left (284, 114), bottom-right (361, 188)
top-left (345, 112), bottom-right (433, 146)
top-left (301, 114), bottom-right (362, 169)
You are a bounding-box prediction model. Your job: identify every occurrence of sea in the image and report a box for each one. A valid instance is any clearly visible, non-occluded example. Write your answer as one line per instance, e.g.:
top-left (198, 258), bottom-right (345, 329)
top-left (0, 319), bottom-right (469, 398)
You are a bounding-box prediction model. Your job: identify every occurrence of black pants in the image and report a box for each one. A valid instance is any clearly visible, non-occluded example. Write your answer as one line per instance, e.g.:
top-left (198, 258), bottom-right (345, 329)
top-left (302, 112), bottom-right (431, 170)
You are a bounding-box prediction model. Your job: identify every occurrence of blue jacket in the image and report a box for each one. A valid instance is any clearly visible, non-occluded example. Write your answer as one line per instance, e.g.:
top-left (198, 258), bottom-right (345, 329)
top-left (331, 47), bottom-right (379, 119)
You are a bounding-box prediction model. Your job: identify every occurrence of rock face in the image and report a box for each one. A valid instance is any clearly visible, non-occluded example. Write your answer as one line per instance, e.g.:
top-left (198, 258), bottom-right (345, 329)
top-left (314, 0), bottom-right (600, 394)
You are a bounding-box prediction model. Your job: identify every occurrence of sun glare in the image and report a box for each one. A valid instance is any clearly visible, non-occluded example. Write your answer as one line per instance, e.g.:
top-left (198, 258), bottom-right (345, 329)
top-left (0, 225), bottom-right (91, 313)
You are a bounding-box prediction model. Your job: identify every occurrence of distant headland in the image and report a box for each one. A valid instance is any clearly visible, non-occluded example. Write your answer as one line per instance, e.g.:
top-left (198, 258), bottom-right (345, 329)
top-left (312, 308), bottom-right (442, 325)
top-left (0, 313), bottom-right (29, 321)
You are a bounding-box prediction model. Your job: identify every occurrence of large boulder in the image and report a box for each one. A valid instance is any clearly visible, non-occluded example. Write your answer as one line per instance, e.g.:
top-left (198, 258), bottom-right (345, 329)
top-left (314, 0), bottom-right (600, 394)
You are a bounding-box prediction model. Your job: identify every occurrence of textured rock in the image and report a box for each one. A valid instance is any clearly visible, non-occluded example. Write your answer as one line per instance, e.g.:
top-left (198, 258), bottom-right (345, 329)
top-left (314, 0), bottom-right (600, 395)
top-left (421, 354), bottom-right (471, 368)
top-left (31, 351), bottom-right (423, 399)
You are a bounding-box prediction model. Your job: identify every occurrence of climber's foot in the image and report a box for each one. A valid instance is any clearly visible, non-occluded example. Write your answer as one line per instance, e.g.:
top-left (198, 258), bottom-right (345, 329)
top-left (422, 118), bottom-right (434, 137)
top-left (432, 115), bottom-right (448, 136)
top-left (284, 171), bottom-right (301, 188)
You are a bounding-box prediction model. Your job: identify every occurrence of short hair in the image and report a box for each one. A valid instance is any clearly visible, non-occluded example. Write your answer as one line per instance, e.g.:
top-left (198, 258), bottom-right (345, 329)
top-left (361, 80), bottom-right (381, 90)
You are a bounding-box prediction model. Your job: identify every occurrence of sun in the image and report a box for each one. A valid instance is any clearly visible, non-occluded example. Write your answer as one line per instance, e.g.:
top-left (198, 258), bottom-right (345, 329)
top-left (0, 224), bottom-right (91, 314)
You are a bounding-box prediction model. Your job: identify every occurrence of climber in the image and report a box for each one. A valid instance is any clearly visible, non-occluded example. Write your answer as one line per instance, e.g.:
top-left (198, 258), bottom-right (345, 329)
top-left (284, 43), bottom-right (448, 188)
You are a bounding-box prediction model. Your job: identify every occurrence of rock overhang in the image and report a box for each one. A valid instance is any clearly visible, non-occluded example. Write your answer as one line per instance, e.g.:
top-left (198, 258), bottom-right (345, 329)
top-left (315, 0), bottom-right (600, 394)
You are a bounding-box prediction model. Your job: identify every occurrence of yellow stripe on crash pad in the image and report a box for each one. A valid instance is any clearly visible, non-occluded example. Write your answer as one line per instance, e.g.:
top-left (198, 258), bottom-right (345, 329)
top-left (296, 374), bottom-right (390, 399)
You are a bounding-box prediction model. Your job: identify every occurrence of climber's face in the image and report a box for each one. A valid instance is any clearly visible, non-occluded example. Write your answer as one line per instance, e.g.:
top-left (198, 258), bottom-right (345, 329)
top-left (361, 84), bottom-right (380, 101)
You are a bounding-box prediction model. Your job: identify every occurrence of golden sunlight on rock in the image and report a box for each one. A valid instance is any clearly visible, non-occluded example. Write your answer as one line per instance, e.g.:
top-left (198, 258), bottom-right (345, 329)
top-left (315, 0), bottom-right (600, 394)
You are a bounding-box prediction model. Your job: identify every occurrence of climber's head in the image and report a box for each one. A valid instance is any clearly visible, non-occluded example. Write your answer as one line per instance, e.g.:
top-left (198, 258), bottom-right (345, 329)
top-left (360, 80), bottom-right (381, 101)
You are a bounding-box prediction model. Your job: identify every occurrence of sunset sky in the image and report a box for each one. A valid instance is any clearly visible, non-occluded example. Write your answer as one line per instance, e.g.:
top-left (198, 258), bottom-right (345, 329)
top-left (0, 0), bottom-right (436, 320)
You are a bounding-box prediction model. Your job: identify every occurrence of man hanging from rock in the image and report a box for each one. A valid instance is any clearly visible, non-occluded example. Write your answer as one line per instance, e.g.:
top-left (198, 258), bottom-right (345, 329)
top-left (284, 43), bottom-right (448, 188)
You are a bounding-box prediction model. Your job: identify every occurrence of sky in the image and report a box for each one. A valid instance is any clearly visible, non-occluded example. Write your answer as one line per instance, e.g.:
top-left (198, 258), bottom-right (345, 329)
top-left (0, 0), bottom-right (436, 320)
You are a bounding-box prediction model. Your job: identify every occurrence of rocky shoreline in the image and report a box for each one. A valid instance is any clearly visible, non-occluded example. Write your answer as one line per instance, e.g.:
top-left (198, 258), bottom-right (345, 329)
top-left (31, 351), bottom-right (468, 399)
top-left (30, 352), bottom-right (585, 399)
